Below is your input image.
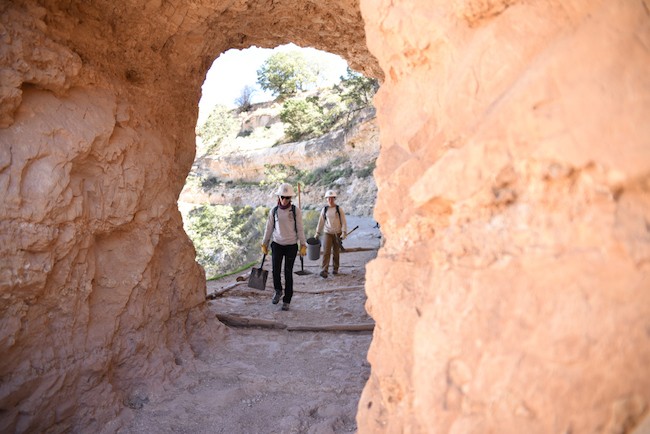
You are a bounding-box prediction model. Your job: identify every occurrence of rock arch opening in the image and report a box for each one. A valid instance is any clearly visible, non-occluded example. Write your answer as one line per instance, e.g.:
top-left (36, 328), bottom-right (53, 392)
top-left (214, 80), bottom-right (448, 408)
top-left (184, 44), bottom-right (380, 281)
top-left (1, 0), bottom-right (649, 433)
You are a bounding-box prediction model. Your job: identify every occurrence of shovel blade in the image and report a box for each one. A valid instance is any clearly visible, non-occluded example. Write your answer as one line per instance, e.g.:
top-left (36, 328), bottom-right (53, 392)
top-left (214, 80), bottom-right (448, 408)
top-left (248, 267), bottom-right (268, 290)
top-left (295, 256), bottom-right (312, 275)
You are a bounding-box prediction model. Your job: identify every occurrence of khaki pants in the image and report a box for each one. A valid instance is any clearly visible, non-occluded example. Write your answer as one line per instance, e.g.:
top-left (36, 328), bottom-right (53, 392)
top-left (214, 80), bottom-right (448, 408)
top-left (321, 233), bottom-right (340, 274)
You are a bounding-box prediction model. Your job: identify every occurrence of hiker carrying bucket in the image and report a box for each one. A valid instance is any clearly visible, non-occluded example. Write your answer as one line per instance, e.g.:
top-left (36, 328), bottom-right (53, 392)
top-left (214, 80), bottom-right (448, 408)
top-left (314, 190), bottom-right (347, 278)
top-left (261, 183), bottom-right (307, 311)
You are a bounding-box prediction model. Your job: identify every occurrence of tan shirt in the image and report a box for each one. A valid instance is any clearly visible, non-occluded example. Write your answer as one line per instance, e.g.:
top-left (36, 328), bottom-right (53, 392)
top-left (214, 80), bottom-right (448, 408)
top-left (316, 205), bottom-right (347, 235)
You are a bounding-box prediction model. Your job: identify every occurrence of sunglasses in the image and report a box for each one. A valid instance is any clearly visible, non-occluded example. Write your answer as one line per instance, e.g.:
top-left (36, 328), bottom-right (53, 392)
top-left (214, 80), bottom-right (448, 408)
top-left (280, 196), bottom-right (292, 200)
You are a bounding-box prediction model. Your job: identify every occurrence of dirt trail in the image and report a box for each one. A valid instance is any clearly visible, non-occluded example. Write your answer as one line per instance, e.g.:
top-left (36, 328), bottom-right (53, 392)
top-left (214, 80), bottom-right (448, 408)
top-left (123, 217), bottom-right (381, 433)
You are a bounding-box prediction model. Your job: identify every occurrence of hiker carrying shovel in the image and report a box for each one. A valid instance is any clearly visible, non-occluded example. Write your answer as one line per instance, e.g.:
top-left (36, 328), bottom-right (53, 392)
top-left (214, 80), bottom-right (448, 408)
top-left (261, 183), bottom-right (307, 311)
top-left (314, 190), bottom-right (347, 278)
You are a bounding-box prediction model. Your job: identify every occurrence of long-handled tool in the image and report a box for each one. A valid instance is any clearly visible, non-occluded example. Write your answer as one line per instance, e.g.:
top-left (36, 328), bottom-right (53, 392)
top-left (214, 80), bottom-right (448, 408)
top-left (295, 183), bottom-right (312, 275)
top-left (295, 256), bottom-right (311, 275)
top-left (248, 254), bottom-right (268, 290)
top-left (338, 225), bottom-right (359, 251)
top-left (346, 225), bottom-right (359, 237)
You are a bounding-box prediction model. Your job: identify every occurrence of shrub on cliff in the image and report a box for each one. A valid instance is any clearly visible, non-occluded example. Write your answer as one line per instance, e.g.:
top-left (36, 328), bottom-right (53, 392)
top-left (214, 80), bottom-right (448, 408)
top-left (184, 203), bottom-right (321, 278)
top-left (335, 68), bottom-right (379, 111)
top-left (261, 163), bottom-right (303, 187)
top-left (235, 85), bottom-right (256, 112)
top-left (196, 105), bottom-right (238, 155)
top-left (280, 97), bottom-right (326, 141)
top-left (184, 204), bottom-right (267, 278)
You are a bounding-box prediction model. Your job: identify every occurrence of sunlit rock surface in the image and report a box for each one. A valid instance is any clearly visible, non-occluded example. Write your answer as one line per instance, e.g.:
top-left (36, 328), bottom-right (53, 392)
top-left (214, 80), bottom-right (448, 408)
top-left (359, 0), bottom-right (650, 433)
top-left (0, 0), bottom-right (378, 431)
top-left (0, 0), bottom-right (648, 432)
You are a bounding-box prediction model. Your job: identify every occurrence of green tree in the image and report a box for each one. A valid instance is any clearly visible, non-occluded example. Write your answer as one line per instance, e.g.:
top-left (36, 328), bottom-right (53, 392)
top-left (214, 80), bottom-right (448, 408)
top-left (184, 204), bottom-right (267, 278)
top-left (334, 67), bottom-right (379, 110)
top-left (256, 51), bottom-right (318, 98)
top-left (280, 96), bottom-right (325, 141)
top-left (260, 163), bottom-right (304, 186)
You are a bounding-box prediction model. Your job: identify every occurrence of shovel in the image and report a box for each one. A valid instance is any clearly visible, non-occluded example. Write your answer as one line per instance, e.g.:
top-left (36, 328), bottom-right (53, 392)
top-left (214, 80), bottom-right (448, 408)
top-left (294, 183), bottom-right (312, 276)
top-left (338, 225), bottom-right (359, 251)
top-left (248, 254), bottom-right (268, 290)
top-left (295, 255), bottom-right (311, 275)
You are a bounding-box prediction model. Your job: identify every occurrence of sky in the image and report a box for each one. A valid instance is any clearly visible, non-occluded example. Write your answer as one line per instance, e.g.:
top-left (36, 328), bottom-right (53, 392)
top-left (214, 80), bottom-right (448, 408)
top-left (198, 43), bottom-right (349, 122)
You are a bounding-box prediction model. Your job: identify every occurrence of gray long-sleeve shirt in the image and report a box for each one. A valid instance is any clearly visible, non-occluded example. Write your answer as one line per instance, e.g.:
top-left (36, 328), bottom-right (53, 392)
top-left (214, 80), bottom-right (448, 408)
top-left (262, 205), bottom-right (307, 247)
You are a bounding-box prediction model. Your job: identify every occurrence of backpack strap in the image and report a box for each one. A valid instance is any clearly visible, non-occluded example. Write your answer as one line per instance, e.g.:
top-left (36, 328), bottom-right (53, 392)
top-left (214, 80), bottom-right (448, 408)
top-left (273, 204), bottom-right (298, 234)
top-left (273, 206), bottom-right (278, 230)
top-left (322, 205), bottom-right (342, 224)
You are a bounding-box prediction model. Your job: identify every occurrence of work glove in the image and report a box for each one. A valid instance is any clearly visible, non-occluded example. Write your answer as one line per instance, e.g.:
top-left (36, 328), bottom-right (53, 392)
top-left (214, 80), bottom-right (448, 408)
top-left (261, 244), bottom-right (268, 255)
top-left (300, 245), bottom-right (307, 256)
top-left (341, 231), bottom-right (347, 240)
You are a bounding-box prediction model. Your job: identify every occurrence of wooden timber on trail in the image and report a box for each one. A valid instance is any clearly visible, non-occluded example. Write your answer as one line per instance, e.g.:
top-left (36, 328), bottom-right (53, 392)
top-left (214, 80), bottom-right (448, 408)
top-left (207, 284), bottom-right (365, 299)
top-left (215, 313), bottom-right (374, 333)
top-left (215, 313), bottom-right (287, 329)
top-left (206, 281), bottom-right (247, 299)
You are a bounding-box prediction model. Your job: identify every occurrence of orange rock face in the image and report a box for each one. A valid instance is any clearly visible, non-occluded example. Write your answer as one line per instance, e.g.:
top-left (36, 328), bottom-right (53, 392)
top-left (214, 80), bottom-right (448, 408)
top-left (0, 0), bottom-right (648, 432)
top-left (359, 0), bottom-right (650, 432)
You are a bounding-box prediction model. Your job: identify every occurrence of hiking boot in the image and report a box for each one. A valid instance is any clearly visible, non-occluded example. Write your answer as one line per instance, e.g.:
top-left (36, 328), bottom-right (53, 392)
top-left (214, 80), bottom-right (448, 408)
top-left (319, 271), bottom-right (328, 278)
top-left (281, 302), bottom-right (290, 311)
top-left (333, 270), bottom-right (338, 275)
top-left (272, 291), bottom-right (281, 304)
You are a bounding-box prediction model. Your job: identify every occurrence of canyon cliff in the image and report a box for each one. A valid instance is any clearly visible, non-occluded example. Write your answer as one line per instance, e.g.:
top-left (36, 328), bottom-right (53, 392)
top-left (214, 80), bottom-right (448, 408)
top-left (182, 105), bottom-right (379, 216)
top-left (0, 0), bottom-right (649, 433)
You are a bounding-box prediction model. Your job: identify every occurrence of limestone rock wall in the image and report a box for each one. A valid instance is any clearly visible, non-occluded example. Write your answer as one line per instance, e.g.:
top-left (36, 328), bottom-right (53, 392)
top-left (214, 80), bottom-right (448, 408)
top-left (183, 107), bottom-right (379, 216)
top-left (199, 108), bottom-right (378, 183)
top-left (0, 3), bottom-right (214, 432)
top-left (0, 0), bottom-right (377, 432)
top-left (358, 0), bottom-right (650, 432)
top-left (1, 0), bottom-right (649, 432)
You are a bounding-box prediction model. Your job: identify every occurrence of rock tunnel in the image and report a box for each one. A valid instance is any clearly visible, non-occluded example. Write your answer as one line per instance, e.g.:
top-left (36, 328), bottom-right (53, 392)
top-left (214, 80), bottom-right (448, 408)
top-left (1, 0), bottom-right (649, 432)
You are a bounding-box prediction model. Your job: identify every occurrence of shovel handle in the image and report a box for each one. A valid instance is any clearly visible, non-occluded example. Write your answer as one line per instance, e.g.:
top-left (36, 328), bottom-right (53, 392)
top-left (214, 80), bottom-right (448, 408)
top-left (260, 254), bottom-right (266, 267)
top-left (344, 226), bottom-right (359, 238)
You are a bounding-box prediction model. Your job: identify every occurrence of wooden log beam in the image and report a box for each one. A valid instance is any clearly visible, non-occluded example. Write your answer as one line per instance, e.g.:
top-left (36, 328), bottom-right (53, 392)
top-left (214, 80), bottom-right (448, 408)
top-left (287, 323), bottom-right (375, 332)
top-left (215, 313), bottom-right (374, 332)
top-left (236, 270), bottom-right (252, 282)
top-left (215, 313), bottom-right (287, 329)
top-left (206, 281), bottom-right (247, 299)
top-left (294, 286), bottom-right (364, 294)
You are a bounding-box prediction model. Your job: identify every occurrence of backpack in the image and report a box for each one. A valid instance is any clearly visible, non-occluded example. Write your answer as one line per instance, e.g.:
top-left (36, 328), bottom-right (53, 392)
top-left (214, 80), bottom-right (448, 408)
top-left (273, 204), bottom-right (298, 234)
top-left (322, 205), bottom-right (341, 224)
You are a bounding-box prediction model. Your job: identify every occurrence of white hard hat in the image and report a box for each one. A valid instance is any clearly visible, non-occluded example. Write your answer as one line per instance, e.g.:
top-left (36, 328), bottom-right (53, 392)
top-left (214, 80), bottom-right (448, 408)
top-left (324, 190), bottom-right (337, 198)
top-left (276, 183), bottom-right (295, 197)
